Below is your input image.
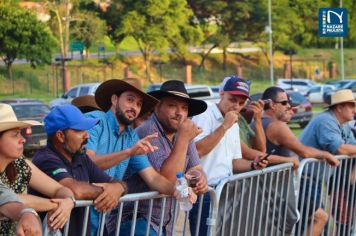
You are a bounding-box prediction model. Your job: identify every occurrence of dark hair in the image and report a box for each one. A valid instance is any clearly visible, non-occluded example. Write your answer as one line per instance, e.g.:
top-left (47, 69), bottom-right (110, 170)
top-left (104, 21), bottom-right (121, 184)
top-left (262, 87), bottom-right (286, 110)
top-left (0, 131), bottom-right (17, 183)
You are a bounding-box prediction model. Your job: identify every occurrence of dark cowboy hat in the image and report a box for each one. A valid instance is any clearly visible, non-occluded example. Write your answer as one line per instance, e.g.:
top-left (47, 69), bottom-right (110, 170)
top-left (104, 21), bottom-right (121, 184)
top-left (95, 79), bottom-right (158, 116)
top-left (148, 80), bottom-right (207, 117)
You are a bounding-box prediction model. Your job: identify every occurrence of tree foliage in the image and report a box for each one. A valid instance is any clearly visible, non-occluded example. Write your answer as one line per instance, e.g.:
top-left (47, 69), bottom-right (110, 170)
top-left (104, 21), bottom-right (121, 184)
top-left (71, 11), bottom-right (106, 55)
top-left (107, 0), bottom-right (199, 82)
top-left (0, 4), bottom-right (57, 79)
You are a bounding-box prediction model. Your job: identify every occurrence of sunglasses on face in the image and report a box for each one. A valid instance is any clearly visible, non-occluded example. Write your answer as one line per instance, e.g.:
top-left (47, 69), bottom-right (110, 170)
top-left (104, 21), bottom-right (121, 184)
top-left (273, 100), bottom-right (290, 106)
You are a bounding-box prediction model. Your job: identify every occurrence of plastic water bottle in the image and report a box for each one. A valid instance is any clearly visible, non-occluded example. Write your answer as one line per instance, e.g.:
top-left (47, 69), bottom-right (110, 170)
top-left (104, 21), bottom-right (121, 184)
top-left (176, 172), bottom-right (192, 211)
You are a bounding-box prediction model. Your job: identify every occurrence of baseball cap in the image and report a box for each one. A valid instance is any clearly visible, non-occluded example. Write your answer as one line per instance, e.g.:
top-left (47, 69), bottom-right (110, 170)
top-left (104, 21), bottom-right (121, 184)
top-left (44, 104), bottom-right (99, 135)
top-left (220, 76), bottom-right (250, 98)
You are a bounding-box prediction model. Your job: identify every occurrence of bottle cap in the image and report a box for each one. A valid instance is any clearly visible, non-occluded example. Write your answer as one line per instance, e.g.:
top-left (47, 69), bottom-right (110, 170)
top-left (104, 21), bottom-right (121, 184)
top-left (176, 172), bottom-right (183, 178)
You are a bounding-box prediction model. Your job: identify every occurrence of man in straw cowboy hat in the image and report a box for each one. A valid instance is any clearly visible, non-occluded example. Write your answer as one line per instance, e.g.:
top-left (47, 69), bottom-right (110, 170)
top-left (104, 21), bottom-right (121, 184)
top-left (85, 79), bottom-right (174, 234)
top-left (107, 79), bottom-right (208, 235)
top-left (300, 89), bottom-right (356, 234)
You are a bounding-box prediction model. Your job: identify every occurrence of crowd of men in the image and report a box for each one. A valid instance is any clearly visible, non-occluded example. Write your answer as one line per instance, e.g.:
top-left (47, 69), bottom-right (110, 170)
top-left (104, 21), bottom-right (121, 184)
top-left (1, 75), bottom-right (355, 236)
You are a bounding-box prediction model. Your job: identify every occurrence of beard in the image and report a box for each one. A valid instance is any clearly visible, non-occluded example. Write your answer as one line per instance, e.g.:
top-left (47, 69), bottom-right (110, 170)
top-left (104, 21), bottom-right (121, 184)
top-left (115, 103), bottom-right (135, 126)
top-left (63, 138), bottom-right (88, 156)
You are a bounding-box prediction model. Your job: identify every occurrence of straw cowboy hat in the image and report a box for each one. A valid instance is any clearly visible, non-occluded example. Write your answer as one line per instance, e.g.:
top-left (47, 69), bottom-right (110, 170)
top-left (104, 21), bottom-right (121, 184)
top-left (95, 78), bottom-right (158, 116)
top-left (71, 95), bottom-right (101, 113)
top-left (0, 103), bottom-right (41, 132)
top-left (326, 89), bottom-right (356, 108)
top-left (148, 80), bottom-right (207, 117)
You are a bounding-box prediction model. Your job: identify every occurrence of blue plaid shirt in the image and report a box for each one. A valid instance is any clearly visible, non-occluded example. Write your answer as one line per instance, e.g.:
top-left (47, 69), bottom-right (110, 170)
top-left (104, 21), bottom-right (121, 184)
top-left (85, 109), bottom-right (151, 236)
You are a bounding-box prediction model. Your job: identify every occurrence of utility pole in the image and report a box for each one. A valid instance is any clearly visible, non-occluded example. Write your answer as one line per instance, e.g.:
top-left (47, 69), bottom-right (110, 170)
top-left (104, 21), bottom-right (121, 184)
top-left (268, 0), bottom-right (274, 85)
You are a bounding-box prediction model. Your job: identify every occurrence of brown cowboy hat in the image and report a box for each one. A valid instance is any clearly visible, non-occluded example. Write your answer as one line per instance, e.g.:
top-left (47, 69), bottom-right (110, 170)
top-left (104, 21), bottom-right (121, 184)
top-left (95, 78), bottom-right (158, 116)
top-left (0, 103), bottom-right (41, 132)
top-left (71, 95), bottom-right (101, 113)
top-left (148, 80), bottom-right (207, 117)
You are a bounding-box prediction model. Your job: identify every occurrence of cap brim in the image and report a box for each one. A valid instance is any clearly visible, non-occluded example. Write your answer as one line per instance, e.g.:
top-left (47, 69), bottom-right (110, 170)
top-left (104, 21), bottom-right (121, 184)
top-left (95, 80), bottom-right (158, 116)
top-left (149, 91), bottom-right (207, 116)
top-left (225, 91), bottom-right (250, 99)
top-left (70, 117), bottom-right (99, 131)
top-left (0, 120), bottom-right (42, 133)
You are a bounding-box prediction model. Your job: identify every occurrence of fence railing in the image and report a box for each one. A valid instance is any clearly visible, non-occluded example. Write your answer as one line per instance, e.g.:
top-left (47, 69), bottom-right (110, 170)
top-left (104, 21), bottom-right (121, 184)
top-left (41, 156), bottom-right (356, 236)
top-left (295, 155), bottom-right (356, 236)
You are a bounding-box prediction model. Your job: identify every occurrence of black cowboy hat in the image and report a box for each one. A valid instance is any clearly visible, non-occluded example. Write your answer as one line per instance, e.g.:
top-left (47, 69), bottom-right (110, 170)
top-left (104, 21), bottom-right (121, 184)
top-left (148, 80), bottom-right (207, 117)
top-left (95, 79), bottom-right (158, 116)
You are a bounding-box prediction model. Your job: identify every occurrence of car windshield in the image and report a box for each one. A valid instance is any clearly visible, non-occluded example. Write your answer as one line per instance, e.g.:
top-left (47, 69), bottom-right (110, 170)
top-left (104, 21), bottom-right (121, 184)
top-left (12, 104), bottom-right (50, 119)
top-left (288, 92), bottom-right (306, 104)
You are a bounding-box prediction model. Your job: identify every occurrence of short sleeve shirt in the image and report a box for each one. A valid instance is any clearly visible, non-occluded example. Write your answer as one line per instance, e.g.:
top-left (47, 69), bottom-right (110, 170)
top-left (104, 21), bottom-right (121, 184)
top-left (0, 182), bottom-right (21, 206)
top-left (85, 109), bottom-right (151, 235)
top-left (32, 145), bottom-right (112, 236)
top-left (107, 114), bottom-right (201, 235)
top-left (192, 103), bottom-right (242, 185)
top-left (85, 110), bottom-right (151, 179)
top-left (300, 110), bottom-right (356, 154)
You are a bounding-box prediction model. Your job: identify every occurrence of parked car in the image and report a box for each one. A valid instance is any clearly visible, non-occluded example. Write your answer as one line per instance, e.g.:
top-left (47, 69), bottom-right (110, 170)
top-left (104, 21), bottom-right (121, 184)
top-left (0, 98), bottom-right (50, 156)
top-left (276, 78), bottom-right (317, 96)
top-left (250, 91), bottom-right (312, 128)
top-left (306, 84), bottom-right (336, 103)
top-left (323, 80), bottom-right (356, 103)
top-left (146, 83), bottom-right (218, 103)
top-left (49, 83), bottom-right (100, 108)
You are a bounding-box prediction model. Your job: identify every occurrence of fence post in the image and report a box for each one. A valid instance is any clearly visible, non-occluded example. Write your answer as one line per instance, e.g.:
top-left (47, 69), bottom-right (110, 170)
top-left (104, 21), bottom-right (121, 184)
top-left (185, 65), bottom-right (192, 84)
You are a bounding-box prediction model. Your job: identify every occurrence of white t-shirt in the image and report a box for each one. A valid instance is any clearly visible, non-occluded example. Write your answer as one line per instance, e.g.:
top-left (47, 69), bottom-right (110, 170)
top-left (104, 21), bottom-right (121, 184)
top-left (192, 103), bottom-right (242, 185)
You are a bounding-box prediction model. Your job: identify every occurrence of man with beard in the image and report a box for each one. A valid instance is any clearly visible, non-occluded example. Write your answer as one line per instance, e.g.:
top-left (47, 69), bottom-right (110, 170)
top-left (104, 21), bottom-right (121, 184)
top-left (31, 104), bottom-right (126, 236)
top-left (252, 86), bottom-right (339, 236)
top-left (85, 79), bottom-right (175, 235)
top-left (106, 80), bottom-right (208, 235)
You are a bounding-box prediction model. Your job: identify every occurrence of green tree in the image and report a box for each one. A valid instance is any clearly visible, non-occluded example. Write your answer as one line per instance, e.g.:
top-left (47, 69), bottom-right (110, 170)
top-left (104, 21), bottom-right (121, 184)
top-left (0, 4), bottom-right (56, 84)
top-left (71, 11), bottom-right (106, 58)
top-left (112, 0), bottom-right (197, 82)
top-left (188, 0), bottom-right (268, 69)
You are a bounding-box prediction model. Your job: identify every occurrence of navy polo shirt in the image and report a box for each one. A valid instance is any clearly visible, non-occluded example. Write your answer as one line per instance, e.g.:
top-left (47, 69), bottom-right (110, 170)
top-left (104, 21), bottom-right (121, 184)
top-left (31, 145), bottom-right (112, 236)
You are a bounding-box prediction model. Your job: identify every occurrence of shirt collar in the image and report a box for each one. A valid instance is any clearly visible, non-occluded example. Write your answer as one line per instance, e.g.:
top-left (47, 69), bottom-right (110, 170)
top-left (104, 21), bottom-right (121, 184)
top-left (151, 113), bottom-right (176, 147)
top-left (211, 103), bottom-right (224, 122)
top-left (328, 110), bottom-right (344, 128)
top-left (46, 143), bottom-right (83, 167)
top-left (106, 109), bottom-right (132, 136)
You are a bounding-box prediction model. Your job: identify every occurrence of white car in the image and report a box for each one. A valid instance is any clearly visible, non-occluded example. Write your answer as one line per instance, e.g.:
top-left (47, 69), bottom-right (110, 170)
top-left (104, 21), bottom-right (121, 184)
top-left (306, 85), bottom-right (336, 103)
top-left (49, 83), bottom-right (100, 108)
top-left (276, 78), bottom-right (318, 96)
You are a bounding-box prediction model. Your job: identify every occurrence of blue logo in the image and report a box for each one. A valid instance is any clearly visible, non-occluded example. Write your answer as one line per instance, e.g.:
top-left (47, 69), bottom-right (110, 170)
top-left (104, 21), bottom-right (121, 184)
top-left (319, 8), bottom-right (348, 37)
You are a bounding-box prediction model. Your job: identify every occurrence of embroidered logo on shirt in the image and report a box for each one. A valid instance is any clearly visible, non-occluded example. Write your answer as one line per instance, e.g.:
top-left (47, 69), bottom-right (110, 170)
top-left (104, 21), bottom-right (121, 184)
top-left (52, 168), bottom-right (68, 176)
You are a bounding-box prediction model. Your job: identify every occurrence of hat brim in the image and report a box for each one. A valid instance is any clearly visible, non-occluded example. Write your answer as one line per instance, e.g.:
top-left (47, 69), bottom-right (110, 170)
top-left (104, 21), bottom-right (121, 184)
top-left (95, 80), bottom-right (158, 116)
top-left (70, 117), bottom-right (99, 131)
top-left (324, 99), bottom-right (356, 109)
top-left (225, 90), bottom-right (250, 99)
top-left (148, 91), bottom-right (207, 117)
top-left (0, 120), bottom-right (42, 133)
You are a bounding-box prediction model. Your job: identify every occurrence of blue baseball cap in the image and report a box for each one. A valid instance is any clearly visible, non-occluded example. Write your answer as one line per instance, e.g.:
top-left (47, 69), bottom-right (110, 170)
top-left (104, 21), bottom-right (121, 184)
top-left (44, 104), bottom-right (99, 135)
top-left (221, 76), bottom-right (250, 98)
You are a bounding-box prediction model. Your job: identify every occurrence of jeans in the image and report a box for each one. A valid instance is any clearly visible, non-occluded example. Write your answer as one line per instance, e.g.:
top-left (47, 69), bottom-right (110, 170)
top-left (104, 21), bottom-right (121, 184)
top-left (189, 194), bottom-right (211, 236)
top-left (118, 218), bottom-right (161, 236)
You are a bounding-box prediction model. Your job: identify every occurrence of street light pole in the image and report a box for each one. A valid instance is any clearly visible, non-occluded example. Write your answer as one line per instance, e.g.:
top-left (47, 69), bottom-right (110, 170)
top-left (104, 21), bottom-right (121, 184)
top-left (340, 0), bottom-right (345, 80)
top-left (268, 0), bottom-right (274, 85)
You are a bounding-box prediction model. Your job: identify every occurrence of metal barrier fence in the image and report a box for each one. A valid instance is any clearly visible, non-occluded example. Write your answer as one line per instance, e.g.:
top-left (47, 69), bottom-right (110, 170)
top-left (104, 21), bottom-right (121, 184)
top-left (43, 188), bottom-right (217, 236)
top-left (213, 163), bottom-right (295, 236)
top-left (41, 158), bottom-right (356, 236)
top-left (295, 155), bottom-right (356, 236)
